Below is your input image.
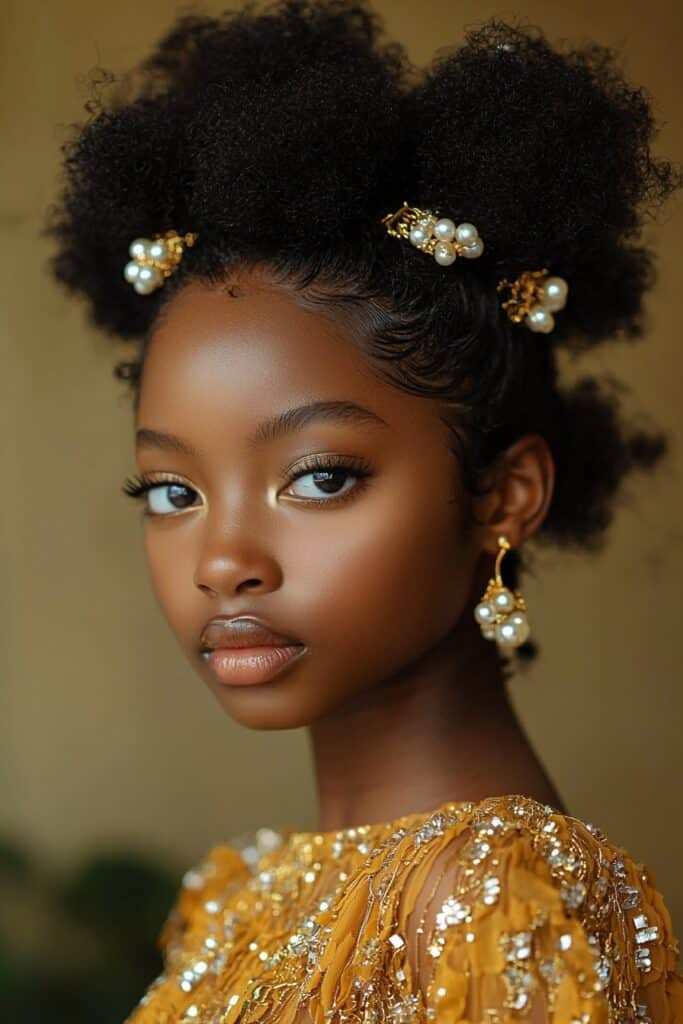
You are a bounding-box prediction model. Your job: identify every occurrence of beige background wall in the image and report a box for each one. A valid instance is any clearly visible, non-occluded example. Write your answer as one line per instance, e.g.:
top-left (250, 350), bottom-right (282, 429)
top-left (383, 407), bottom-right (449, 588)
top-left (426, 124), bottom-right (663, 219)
top-left (2, 0), bottom-right (682, 934)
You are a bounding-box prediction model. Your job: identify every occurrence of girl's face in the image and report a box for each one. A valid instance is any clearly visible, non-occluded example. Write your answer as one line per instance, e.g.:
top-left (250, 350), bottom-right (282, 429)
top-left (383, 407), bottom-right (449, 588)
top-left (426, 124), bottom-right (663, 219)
top-left (133, 269), bottom-right (486, 730)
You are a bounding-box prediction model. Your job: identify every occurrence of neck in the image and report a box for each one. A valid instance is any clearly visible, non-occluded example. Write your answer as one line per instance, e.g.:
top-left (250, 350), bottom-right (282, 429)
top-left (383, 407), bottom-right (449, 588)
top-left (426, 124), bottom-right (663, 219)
top-left (307, 617), bottom-right (565, 832)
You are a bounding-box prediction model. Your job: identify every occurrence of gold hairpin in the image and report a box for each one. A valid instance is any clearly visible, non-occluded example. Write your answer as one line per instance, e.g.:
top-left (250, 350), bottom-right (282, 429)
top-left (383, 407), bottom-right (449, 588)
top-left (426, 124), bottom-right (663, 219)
top-left (382, 201), bottom-right (568, 333)
top-left (123, 229), bottom-right (199, 295)
top-left (497, 269), bottom-right (568, 334)
top-left (381, 201), bottom-right (484, 265)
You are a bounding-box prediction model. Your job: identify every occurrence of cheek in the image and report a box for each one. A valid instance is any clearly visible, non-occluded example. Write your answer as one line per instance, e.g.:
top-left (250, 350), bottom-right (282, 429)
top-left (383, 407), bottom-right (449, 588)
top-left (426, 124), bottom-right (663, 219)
top-left (143, 526), bottom-right (193, 636)
top-left (299, 480), bottom-right (475, 668)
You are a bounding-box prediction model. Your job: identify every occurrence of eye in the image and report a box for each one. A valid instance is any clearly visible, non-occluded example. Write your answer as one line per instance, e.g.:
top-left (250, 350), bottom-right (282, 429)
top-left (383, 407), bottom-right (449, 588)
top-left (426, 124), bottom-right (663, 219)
top-left (122, 454), bottom-right (374, 517)
top-left (122, 474), bottom-right (201, 517)
top-left (282, 454), bottom-right (373, 505)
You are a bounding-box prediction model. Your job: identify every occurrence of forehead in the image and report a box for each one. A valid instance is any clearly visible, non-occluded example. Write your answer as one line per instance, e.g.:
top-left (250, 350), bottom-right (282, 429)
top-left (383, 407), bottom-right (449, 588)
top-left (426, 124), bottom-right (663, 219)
top-left (136, 274), bottom-right (440, 436)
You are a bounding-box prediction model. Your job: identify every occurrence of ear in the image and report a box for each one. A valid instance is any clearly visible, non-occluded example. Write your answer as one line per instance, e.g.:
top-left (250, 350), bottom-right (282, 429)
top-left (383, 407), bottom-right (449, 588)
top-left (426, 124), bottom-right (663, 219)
top-left (470, 433), bottom-right (555, 555)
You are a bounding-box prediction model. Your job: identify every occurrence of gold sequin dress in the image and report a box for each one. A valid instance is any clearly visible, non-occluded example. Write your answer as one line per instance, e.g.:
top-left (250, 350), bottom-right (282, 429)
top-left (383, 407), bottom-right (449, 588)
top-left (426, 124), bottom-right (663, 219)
top-left (123, 793), bottom-right (683, 1024)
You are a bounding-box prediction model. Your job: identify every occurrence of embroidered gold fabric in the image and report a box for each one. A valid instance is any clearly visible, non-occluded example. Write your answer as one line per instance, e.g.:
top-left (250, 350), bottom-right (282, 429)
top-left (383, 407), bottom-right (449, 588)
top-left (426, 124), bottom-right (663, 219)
top-left (123, 794), bottom-right (683, 1023)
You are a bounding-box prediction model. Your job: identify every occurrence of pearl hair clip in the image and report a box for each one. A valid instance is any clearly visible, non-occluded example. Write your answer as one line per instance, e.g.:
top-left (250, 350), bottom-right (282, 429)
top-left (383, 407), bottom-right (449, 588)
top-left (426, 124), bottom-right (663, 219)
top-left (496, 268), bottom-right (569, 334)
top-left (382, 201), bottom-right (569, 333)
top-left (123, 229), bottom-right (199, 294)
top-left (381, 201), bottom-right (484, 265)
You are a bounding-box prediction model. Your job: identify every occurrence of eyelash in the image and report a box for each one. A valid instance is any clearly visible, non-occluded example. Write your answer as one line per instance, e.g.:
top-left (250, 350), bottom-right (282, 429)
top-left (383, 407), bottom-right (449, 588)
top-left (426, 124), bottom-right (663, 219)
top-left (121, 453), bottom-right (373, 518)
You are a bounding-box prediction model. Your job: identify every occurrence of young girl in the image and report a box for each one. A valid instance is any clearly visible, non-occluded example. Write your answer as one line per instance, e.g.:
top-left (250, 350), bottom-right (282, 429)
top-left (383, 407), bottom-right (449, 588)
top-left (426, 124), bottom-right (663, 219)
top-left (46, 1), bottom-right (682, 1021)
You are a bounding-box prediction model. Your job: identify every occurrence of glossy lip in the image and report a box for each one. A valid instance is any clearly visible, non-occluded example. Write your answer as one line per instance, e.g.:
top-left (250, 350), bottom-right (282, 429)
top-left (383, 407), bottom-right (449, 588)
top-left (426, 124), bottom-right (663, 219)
top-left (198, 614), bottom-right (304, 652)
top-left (202, 644), bottom-right (308, 686)
top-left (198, 615), bottom-right (307, 686)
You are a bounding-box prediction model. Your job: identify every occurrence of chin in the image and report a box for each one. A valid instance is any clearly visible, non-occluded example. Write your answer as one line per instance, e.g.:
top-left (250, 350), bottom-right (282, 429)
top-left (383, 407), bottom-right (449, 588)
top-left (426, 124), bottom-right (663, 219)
top-left (213, 691), bottom-right (326, 731)
top-left (204, 674), bottom-right (336, 731)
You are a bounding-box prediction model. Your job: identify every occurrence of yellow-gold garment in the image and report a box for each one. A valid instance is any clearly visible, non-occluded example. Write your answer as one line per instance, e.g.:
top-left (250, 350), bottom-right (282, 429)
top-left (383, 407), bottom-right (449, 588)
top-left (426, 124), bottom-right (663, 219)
top-left (124, 793), bottom-right (683, 1024)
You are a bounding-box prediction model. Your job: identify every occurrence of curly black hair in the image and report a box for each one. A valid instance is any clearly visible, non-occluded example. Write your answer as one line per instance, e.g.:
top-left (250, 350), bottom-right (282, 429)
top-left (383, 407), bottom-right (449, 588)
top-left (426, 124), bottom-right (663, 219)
top-left (45, 0), bottom-right (681, 663)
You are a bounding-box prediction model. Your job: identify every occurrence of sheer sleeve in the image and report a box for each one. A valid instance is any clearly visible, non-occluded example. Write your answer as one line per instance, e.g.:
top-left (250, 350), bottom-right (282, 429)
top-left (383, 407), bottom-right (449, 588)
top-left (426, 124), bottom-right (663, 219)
top-left (398, 804), bottom-right (683, 1024)
top-left (636, 860), bottom-right (683, 1024)
top-left (157, 845), bottom-right (251, 967)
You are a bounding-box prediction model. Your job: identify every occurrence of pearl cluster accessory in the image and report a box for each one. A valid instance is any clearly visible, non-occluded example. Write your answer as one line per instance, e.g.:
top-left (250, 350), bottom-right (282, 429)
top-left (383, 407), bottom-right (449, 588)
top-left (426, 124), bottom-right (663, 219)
top-left (497, 268), bottom-right (569, 334)
top-left (474, 535), bottom-right (531, 648)
top-left (123, 229), bottom-right (199, 295)
top-left (381, 201), bottom-right (569, 334)
top-left (382, 201), bottom-right (484, 265)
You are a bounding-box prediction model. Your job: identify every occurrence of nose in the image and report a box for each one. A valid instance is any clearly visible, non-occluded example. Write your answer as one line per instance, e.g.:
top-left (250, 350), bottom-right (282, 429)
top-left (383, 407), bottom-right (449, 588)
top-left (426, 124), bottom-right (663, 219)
top-left (192, 511), bottom-right (283, 598)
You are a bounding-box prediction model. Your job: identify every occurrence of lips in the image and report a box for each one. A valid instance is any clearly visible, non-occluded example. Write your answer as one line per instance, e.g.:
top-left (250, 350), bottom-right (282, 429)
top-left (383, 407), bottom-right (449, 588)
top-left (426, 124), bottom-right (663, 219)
top-left (198, 615), bottom-right (303, 653)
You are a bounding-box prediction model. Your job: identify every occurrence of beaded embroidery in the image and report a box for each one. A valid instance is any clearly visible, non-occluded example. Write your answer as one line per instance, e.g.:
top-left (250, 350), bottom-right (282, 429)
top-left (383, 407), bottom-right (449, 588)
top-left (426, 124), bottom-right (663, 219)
top-left (123, 794), bottom-right (682, 1024)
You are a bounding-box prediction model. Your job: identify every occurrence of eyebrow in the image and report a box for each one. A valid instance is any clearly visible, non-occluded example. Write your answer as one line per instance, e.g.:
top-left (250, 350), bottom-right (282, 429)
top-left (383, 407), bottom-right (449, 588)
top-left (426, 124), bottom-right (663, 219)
top-left (135, 400), bottom-right (391, 457)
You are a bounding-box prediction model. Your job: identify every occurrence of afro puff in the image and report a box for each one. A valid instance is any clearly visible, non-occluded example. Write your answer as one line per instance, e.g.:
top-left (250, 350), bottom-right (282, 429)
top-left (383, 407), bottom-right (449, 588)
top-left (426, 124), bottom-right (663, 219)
top-left (45, 0), bottom-right (681, 661)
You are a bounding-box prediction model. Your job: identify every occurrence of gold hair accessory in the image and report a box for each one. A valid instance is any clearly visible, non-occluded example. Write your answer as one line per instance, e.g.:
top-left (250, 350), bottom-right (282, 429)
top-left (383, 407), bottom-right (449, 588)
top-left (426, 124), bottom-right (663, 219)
top-left (123, 230), bottom-right (199, 295)
top-left (381, 201), bottom-right (484, 265)
top-left (474, 535), bottom-right (530, 647)
top-left (497, 268), bottom-right (568, 334)
top-left (382, 201), bottom-right (568, 333)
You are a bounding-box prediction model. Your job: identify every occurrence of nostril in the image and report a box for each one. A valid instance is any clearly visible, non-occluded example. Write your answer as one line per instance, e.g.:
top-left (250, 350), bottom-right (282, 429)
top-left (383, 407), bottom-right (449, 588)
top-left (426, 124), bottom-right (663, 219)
top-left (237, 578), bottom-right (265, 591)
top-left (196, 582), bottom-right (218, 596)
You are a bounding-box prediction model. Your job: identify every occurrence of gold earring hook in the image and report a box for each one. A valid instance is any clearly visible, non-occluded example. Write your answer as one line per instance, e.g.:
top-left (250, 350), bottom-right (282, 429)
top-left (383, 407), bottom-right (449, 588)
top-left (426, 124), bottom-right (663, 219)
top-left (493, 535), bottom-right (511, 586)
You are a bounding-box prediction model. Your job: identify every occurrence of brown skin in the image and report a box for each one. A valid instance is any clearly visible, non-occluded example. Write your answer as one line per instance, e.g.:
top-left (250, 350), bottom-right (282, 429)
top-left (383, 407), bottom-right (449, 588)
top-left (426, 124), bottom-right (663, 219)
top-left (133, 267), bottom-right (566, 832)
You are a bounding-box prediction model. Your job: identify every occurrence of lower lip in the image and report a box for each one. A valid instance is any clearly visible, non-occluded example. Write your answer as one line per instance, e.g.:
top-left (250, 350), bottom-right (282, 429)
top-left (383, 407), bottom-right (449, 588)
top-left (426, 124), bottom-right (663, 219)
top-left (202, 645), bottom-right (307, 685)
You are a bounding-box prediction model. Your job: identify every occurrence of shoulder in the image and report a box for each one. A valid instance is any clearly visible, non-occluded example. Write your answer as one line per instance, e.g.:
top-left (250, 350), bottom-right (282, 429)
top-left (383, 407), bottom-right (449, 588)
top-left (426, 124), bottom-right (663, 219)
top-left (156, 826), bottom-right (283, 964)
top-left (395, 794), bottom-right (683, 1023)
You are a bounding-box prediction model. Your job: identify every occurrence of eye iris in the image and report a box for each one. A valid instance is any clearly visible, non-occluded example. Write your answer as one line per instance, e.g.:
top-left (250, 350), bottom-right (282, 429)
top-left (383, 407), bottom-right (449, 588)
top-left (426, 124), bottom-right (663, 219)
top-left (312, 469), bottom-right (347, 494)
top-left (164, 483), bottom-right (195, 508)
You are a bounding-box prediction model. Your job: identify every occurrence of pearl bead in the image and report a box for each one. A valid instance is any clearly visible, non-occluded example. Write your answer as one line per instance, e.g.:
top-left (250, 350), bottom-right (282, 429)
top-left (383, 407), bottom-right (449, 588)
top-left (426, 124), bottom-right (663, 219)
top-left (492, 587), bottom-right (515, 613)
top-left (138, 264), bottom-right (162, 284)
top-left (124, 260), bottom-right (141, 283)
top-left (482, 625), bottom-right (497, 640)
top-left (461, 238), bottom-right (484, 259)
top-left (410, 224), bottom-right (430, 247)
top-left (434, 241), bottom-right (457, 266)
top-left (539, 276), bottom-right (568, 312)
top-left (507, 612), bottom-right (530, 644)
top-left (455, 223), bottom-right (479, 246)
top-left (496, 619), bottom-right (521, 646)
top-left (129, 237), bottom-right (150, 260)
top-left (147, 239), bottom-right (169, 262)
top-left (133, 278), bottom-right (153, 295)
top-left (525, 305), bottom-right (555, 333)
top-left (134, 265), bottom-right (163, 294)
top-left (434, 218), bottom-right (456, 242)
top-left (474, 601), bottom-right (496, 625)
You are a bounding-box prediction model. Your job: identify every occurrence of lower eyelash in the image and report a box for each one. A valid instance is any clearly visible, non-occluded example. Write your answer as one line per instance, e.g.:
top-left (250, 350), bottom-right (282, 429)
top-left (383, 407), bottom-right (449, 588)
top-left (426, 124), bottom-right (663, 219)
top-left (296, 474), bottom-right (371, 506)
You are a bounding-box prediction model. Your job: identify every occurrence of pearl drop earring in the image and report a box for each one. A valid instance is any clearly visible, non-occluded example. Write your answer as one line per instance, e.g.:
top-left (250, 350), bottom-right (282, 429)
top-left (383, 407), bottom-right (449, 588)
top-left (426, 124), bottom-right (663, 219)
top-left (474, 535), bottom-right (531, 647)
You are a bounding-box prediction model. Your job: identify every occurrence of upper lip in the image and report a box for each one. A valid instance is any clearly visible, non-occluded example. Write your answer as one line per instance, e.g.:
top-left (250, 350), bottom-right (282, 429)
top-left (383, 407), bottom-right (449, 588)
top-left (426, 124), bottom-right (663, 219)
top-left (198, 615), bottom-right (304, 653)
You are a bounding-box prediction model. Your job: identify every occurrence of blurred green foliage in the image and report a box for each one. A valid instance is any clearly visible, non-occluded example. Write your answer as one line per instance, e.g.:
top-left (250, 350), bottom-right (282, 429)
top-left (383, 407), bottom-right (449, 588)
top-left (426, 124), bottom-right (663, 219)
top-left (0, 833), bottom-right (182, 1022)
